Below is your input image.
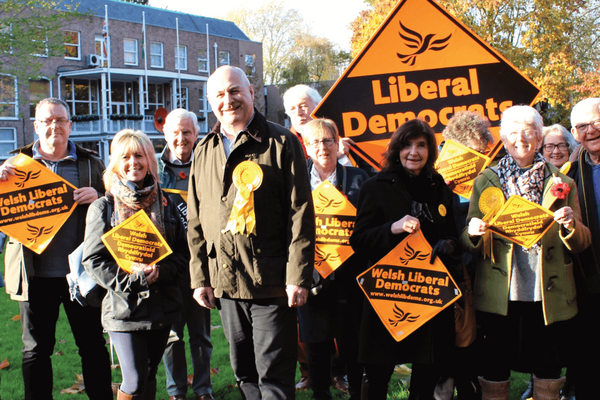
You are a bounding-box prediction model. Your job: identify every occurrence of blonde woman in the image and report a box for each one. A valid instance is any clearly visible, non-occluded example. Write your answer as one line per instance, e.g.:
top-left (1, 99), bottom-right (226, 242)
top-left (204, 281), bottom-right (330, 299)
top-left (83, 130), bottom-right (187, 400)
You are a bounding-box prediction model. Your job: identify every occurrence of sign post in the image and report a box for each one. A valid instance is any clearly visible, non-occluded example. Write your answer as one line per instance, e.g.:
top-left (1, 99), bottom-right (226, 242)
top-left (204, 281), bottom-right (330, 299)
top-left (314, 0), bottom-right (539, 169)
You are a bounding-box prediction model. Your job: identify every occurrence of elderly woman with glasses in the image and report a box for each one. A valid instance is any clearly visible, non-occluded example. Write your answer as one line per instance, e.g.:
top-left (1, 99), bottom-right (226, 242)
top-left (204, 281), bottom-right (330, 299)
top-left (298, 119), bottom-right (369, 400)
top-left (462, 105), bottom-right (590, 399)
top-left (540, 124), bottom-right (578, 170)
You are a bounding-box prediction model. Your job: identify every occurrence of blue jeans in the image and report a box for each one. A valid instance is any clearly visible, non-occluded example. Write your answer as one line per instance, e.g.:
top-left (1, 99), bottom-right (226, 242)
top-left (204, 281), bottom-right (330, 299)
top-left (162, 287), bottom-right (213, 396)
top-left (109, 328), bottom-right (170, 395)
top-left (19, 277), bottom-right (112, 400)
top-left (218, 296), bottom-right (297, 400)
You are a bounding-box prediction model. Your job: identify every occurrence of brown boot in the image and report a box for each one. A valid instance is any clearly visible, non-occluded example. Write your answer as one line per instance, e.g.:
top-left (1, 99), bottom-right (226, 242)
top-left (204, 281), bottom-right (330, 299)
top-left (478, 377), bottom-right (510, 400)
top-left (532, 375), bottom-right (566, 400)
top-left (117, 389), bottom-right (143, 399)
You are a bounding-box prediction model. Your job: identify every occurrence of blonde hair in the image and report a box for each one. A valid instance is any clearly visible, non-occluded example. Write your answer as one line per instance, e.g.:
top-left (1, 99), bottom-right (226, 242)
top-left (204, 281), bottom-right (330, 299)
top-left (103, 129), bottom-right (159, 191)
top-left (302, 119), bottom-right (340, 144)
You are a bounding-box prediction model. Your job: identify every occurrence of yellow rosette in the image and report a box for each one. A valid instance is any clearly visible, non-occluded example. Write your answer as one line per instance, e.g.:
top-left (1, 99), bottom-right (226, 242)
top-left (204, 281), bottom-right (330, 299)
top-left (225, 161), bottom-right (263, 236)
top-left (479, 187), bottom-right (505, 262)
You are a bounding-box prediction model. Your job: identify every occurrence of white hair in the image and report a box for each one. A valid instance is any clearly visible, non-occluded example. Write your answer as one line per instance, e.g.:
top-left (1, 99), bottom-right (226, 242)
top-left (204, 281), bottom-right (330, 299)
top-left (164, 108), bottom-right (199, 135)
top-left (570, 98), bottom-right (600, 128)
top-left (283, 85), bottom-right (322, 114)
top-left (499, 105), bottom-right (544, 139)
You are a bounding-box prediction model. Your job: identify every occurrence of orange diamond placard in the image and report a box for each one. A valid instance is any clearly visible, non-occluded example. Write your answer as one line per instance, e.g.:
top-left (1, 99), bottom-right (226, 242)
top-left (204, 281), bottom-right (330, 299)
top-left (313, 0), bottom-right (539, 170)
top-left (0, 153), bottom-right (77, 254)
top-left (313, 181), bottom-right (356, 278)
top-left (102, 209), bottom-right (172, 273)
top-left (357, 232), bottom-right (461, 342)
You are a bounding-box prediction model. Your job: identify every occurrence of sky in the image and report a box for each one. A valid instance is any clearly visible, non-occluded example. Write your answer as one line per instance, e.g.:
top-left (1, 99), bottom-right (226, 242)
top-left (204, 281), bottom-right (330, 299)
top-left (147, 0), bottom-right (369, 52)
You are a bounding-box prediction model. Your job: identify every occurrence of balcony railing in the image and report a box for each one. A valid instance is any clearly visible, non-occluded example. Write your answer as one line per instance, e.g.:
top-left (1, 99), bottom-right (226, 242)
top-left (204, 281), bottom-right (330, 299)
top-left (71, 116), bottom-right (159, 136)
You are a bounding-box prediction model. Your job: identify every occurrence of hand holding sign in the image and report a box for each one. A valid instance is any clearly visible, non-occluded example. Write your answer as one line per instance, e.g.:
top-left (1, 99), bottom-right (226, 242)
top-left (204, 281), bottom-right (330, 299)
top-left (553, 206), bottom-right (575, 231)
top-left (0, 163), bottom-right (16, 181)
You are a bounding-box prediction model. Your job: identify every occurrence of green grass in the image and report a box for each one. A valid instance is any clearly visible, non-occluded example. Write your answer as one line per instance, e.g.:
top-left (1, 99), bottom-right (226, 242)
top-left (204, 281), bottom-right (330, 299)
top-left (0, 254), bottom-right (535, 399)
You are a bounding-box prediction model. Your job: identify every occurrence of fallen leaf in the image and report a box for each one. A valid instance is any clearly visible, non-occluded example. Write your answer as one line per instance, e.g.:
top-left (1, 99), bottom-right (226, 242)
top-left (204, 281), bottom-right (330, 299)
top-left (210, 367), bottom-right (221, 376)
top-left (393, 364), bottom-right (411, 387)
top-left (55, 351), bottom-right (64, 356)
top-left (60, 373), bottom-right (86, 394)
top-left (10, 315), bottom-right (20, 321)
top-left (188, 374), bottom-right (193, 386)
top-left (59, 339), bottom-right (66, 344)
top-left (210, 325), bottom-right (221, 331)
top-left (0, 358), bottom-right (9, 369)
top-left (111, 364), bottom-right (120, 370)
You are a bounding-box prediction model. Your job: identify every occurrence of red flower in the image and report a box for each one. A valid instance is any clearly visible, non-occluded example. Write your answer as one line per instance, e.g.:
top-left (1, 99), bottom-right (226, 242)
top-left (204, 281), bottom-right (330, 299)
top-left (551, 182), bottom-right (570, 200)
top-left (178, 171), bottom-right (187, 180)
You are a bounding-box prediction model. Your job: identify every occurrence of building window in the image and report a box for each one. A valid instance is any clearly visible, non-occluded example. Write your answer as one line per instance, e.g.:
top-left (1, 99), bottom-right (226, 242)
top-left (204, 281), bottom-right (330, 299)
top-left (65, 78), bottom-right (99, 116)
top-left (124, 38), bottom-right (138, 65)
top-left (29, 79), bottom-right (51, 118)
top-left (175, 87), bottom-right (188, 110)
top-left (64, 30), bottom-right (80, 60)
top-left (0, 128), bottom-right (17, 160)
top-left (0, 23), bottom-right (12, 54)
top-left (150, 42), bottom-right (163, 68)
top-left (95, 35), bottom-right (109, 67)
top-left (0, 75), bottom-right (18, 119)
top-left (218, 51), bottom-right (230, 66)
top-left (145, 83), bottom-right (165, 116)
top-left (245, 54), bottom-right (256, 78)
top-left (175, 45), bottom-right (187, 70)
top-left (198, 82), bottom-right (209, 133)
top-left (31, 26), bottom-right (48, 57)
top-left (198, 49), bottom-right (208, 72)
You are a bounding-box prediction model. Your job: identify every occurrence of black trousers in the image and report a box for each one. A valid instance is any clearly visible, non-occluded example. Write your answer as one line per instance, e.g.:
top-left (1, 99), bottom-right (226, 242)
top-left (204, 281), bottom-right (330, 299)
top-left (19, 277), bottom-right (113, 400)
top-left (218, 296), bottom-right (297, 400)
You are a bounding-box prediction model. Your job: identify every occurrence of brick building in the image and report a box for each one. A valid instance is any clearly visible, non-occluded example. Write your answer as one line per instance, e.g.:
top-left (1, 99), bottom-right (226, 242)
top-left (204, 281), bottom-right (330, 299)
top-left (0, 0), bottom-right (263, 163)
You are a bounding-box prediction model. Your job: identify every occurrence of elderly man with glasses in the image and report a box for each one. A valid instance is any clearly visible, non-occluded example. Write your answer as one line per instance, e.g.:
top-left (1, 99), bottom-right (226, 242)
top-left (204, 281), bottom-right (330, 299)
top-left (567, 98), bottom-right (600, 400)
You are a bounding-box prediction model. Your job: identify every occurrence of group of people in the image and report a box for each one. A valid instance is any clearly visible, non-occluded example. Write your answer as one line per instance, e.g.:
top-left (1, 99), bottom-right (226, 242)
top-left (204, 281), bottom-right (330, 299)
top-left (2, 63), bottom-right (600, 400)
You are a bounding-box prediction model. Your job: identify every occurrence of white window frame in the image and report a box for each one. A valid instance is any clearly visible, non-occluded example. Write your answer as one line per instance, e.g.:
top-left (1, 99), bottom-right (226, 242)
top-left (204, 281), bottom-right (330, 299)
top-left (218, 51), bottom-right (230, 66)
top-left (95, 35), bottom-right (110, 67)
top-left (175, 45), bottom-right (187, 71)
top-left (64, 30), bottom-right (80, 60)
top-left (0, 74), bottom-right (18, 120)
top-left (123, 38), bottom-right (138, 66)
top-left (0, 127), bottom-right (17, 160)
top-left (198, 48), bottom-right (208, 72)
top-left (150, 42), bottom-right (163, 68)
top-left (31, 27), bottom-right (49, 58)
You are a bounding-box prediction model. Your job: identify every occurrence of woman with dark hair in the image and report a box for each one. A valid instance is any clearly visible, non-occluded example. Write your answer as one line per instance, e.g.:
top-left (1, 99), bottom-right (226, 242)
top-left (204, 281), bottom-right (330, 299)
top-left (350, 118), bottom-right (460, 399)
top-left (82, 129), bottom-right (187, 400)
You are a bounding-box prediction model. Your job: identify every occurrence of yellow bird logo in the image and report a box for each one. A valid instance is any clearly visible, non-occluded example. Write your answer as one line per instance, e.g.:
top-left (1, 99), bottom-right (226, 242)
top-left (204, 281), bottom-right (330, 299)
top-left (388, 303), bottom-right (420, 327)
top-left (315, 247), bottom-right (340, 267)
top-left (399, 242), bottom-right (429, 265)
top-left (14, 168), bottom-right (41, 188)
top-left (397, 20), bottom-right (452, 66)
top-left (26, 223), bottom-right (53, 243)
top-left (316, 192), bottom-right (343, 212)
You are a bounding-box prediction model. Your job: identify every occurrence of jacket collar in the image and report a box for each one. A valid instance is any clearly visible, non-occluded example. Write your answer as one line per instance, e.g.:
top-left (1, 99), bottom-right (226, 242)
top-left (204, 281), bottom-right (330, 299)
top-left (201, 107), bottom-right (266, 147)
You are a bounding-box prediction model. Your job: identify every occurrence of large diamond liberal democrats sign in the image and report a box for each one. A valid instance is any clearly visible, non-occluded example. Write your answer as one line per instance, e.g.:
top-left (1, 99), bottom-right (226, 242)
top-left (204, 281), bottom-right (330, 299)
top-left (313, 0), bottom-right (540, 170)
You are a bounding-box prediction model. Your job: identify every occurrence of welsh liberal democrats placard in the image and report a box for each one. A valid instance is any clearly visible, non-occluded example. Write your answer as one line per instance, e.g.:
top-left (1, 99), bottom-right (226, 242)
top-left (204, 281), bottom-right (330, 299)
top-left (488, 195), bottom-right (555, 249)
top-left (435, 139), bottom-right (492, 199)
top-left (357, 232), bottom-right (461, 342)
top-left (102, 209), bottom-right (172, 273)
top-left (312, 181), bottom-right (356, 278)
top-left (313, 0), bottom-right (539, 170)
top-left (0, 153), bottom-right (77, 254)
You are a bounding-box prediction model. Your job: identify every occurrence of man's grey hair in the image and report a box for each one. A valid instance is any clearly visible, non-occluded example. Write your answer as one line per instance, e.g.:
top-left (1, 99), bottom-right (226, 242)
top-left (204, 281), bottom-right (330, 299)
top-left (35, 97), bottom-right (71, 120)
top-left (164, 108), bottom-right (199, 135)
top-left (570, 98), bottom-right (600, 128)
top-left (283, 85), bottom-right (322, 115)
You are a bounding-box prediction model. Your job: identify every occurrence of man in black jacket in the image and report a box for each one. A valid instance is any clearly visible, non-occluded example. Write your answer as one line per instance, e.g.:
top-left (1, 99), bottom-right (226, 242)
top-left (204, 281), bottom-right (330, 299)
top-left (0, 98), bottom-right (112, 399)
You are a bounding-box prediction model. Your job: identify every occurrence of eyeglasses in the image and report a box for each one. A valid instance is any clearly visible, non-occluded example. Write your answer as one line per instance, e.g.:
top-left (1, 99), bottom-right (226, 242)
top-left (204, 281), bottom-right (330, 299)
top-left (574, 119), bottom-right (600, 134)
top-left (36, 119), bottom-right (70, 126)
top-left (508, 129), bottom-right (537, 139)
top-left (307, 138), bottom-right (336, 148)
top-left (543, 143), bottom-right (568, 152)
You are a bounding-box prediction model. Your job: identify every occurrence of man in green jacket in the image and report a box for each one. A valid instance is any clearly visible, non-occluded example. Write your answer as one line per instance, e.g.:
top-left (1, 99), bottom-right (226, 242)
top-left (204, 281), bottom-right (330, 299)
top-left (188, 66), bottom-right (314, 399)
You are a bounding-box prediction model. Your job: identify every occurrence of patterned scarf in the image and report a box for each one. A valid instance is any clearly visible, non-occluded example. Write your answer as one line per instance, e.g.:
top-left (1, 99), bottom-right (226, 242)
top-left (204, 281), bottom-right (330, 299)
top-left (108, 172), bottom-right (165, 236)
top-left (497, 153), bottom-right (546, 205)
